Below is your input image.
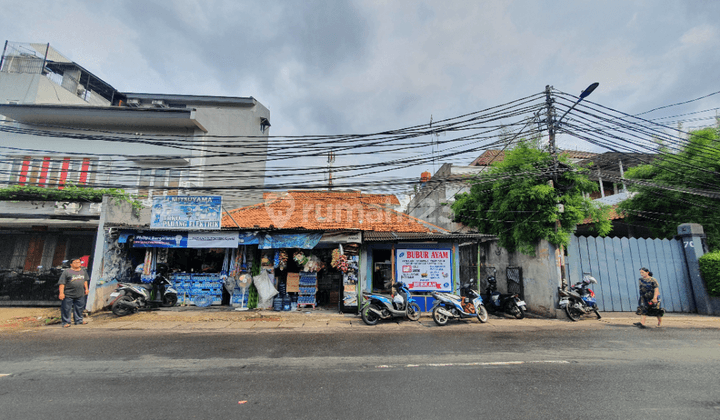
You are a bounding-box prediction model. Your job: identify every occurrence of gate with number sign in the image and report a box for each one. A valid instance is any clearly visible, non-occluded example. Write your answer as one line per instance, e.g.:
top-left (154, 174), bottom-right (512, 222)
top-left (567, 235), bottom-right (696, 313)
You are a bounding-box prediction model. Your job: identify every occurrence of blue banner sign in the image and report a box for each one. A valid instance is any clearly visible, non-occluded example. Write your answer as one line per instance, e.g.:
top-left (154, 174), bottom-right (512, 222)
top-left (151, 196), bottom-right (222, 230)
top-left (133, 231), bottom-right (239, 248)
top-left (134, 233), bottom-right (188, 248)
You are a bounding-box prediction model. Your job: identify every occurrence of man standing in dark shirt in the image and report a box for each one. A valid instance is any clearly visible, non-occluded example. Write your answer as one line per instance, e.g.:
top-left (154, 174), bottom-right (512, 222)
top-left (58, 257), bottom-right (90, 328)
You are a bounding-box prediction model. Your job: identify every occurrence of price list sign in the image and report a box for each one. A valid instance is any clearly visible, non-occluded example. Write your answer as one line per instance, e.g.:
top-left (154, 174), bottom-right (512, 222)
top-left (395, 249), bottom-right (452, 292)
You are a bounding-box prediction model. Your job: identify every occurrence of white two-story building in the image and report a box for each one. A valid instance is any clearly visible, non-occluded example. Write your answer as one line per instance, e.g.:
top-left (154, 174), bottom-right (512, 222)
top-left (0, 41), bottom-right (270, 304)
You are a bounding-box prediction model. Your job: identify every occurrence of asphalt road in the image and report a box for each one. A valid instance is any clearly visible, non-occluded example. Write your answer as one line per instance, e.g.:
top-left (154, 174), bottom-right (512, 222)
top-left (1, 323), bottom-right (719, 419)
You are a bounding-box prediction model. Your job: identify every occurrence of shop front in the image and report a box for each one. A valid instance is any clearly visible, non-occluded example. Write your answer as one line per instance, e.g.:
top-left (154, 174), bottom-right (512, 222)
top-left (105, 229), bottom-right (362, 313)
top-left (361, 232), bottom-right (493, 311)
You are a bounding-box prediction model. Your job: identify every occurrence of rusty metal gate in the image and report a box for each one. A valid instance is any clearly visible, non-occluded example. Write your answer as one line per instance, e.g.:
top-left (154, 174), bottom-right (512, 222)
top-left (507, 267), bottom-right (523, 299)
top-left (458, 243), bottom-right (478, 286)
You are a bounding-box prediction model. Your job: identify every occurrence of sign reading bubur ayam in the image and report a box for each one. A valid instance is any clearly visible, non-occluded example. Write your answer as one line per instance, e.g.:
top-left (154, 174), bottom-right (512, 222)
top-left (395, 249), bottom-right (452, 292)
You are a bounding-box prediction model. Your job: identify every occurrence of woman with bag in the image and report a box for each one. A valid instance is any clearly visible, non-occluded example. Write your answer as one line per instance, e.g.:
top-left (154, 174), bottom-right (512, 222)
top-left (634, 267), bottom-right (664, 328)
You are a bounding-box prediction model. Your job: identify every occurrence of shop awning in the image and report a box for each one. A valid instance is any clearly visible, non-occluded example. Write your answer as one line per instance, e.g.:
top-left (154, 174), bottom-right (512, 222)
top-left (363, 232), bottom-right (496, 242)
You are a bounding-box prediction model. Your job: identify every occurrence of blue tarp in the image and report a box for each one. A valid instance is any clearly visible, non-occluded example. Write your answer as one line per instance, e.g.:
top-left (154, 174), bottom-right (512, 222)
top-left (258, 233), bottom-right (323, 249)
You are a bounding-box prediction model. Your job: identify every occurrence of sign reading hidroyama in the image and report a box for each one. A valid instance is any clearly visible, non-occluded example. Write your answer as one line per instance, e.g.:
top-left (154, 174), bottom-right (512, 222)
top-left (151, 196), bottom-right (222, 230)
top-left (395, 249), bottom-right (452, 292)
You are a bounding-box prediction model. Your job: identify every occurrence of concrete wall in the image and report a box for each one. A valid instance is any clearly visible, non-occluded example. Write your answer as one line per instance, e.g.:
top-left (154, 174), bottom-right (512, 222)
top-left (193, 103), bottom-right (269, 208)
top-left (406, 164), bottom-right (485, 232)
top-left (0, 73), bottom-right (91, 105)
top-left (104, 197), bottom-right (149, 226)
top-left (479, 239), bottom-right (560, 317)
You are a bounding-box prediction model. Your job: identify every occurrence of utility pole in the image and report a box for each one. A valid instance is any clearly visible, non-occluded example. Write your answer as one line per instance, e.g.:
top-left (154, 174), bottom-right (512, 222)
top-left (545, 82), bottom-right (599, 291)
top-left (545, 85), bottom-right (567, 289)
top-left (327, 151), bottom-right (335, 190)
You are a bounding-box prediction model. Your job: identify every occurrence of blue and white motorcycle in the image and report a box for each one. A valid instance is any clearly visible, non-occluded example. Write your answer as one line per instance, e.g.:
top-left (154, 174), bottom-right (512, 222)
top-left (558, 272), bottom-right (601, 321)
top-left (430, 284), bottom-right (489, 326)
top-left (360, 282), bottom-right (421, 325)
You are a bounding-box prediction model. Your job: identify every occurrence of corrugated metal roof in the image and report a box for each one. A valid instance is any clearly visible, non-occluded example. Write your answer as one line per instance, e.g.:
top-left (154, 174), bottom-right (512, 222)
top-left (363, 231), bottom-right (496, 242)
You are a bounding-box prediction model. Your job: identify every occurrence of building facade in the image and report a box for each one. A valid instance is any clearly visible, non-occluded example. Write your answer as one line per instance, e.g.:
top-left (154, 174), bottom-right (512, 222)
top-left (0, 41), bottom-right (270, 304)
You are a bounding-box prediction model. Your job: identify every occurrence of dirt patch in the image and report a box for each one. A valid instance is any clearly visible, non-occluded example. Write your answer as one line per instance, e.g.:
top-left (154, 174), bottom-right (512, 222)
top-left (0, 307), bottom-right (62, 331)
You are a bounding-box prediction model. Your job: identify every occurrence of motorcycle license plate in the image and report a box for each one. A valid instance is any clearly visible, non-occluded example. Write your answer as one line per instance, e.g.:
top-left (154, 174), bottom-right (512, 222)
top-left (516, 300), bottom-right (526, 307)
top-left (109, 292), bottom-right (120, 298)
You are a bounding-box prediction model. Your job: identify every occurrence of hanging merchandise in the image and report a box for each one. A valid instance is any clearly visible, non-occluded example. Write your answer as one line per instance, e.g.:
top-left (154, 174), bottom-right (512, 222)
top-left (241, 245), bottom-right (248, 271)
top-left (293, 250), bottom-right (309, 267)
top-left (141, 249), bottom-right (155, 283)
top-left (331, 248), bottom-right (349, 273)
top-left (220, 249), bottom-right (230, 283)
top-left (274, 249), bottom-right (288, 271)
top-left (261, 250), bottom-right (273, 268)
top-left (226, 248), bottom-right (237, 293)
top-left (303, 254), bottom-right (325, 272)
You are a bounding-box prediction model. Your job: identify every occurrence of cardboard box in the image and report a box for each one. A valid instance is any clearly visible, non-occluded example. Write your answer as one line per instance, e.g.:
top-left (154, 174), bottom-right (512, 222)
top-left (286, 272), bottom-right (300, 292)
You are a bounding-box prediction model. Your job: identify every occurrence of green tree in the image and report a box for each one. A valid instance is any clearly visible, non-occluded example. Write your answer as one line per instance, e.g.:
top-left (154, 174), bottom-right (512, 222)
top-left (618, 127), bottom-right (720, 250)
top-left (452, 141), bottom-right (611, 255)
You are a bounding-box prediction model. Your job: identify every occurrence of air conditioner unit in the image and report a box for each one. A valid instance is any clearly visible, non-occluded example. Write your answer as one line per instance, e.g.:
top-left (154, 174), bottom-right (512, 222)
top-left (152, 100), bottom-right (167, 108)
top-left (127, 98), bottom-right (140, 107)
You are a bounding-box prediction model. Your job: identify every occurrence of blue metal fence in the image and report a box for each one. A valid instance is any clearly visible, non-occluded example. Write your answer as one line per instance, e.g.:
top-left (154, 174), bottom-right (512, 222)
top-left (567, 236), bottom-right (696, 313)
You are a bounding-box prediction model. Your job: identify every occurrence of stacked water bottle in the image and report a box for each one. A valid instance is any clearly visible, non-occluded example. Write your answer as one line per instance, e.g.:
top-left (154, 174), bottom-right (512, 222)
top-left (171, 273), bottom-right (223, 307)
top-left (298, 271), bottom-right (317, 308)
top-left (273, 279), bottom-right (295, 311)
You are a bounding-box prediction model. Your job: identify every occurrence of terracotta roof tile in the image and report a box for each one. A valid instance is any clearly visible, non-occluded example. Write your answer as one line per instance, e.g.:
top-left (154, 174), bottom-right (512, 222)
top-left (470, 149), bottom-right (598, 166)
top-left (223, 191), bottom-right (445, 233)
top-left (580, 206), bottom-right (624, 225)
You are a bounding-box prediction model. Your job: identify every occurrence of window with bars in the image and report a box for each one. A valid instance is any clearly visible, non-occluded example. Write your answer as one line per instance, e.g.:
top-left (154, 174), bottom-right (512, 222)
top-left (10, 156), bottom-right (96, 189)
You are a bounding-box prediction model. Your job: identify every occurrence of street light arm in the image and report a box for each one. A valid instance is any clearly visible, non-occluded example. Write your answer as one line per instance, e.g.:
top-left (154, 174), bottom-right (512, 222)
top-left (556, 82), bottom-right (599, 128)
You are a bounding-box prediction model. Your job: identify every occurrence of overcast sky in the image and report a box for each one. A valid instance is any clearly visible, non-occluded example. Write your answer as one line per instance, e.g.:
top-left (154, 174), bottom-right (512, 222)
top-left (2, 0), bottom-right (719, 196)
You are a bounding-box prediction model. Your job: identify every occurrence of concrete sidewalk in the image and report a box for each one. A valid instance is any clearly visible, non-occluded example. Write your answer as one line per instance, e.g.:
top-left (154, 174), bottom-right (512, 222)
top-left (57, 308), bottom-right (720, 332)
top-left (3, 306), bottom-right (718, 333)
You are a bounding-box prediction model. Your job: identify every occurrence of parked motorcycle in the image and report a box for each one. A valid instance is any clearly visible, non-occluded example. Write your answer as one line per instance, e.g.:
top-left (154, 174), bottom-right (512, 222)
top-left (109, 264), bottom-right (178, 317)
top-left (430, 283), bottom-right (489, 326)
top-left (558, 272), bottom-right (601, 321)
top-left (360, 282), bottom-right (421, 325)
top-left (482, 275), bottom-right (527, 319)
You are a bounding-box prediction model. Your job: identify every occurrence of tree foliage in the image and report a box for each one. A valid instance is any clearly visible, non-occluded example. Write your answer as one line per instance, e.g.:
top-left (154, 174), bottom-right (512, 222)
top-left (452, 141), bottom-right (611, 255)
top-left (618, 127), bottom-right (720, 250)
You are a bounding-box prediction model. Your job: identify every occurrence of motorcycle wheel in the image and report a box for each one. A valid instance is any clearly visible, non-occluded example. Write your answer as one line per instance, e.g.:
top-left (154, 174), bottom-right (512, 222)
top-left (162, 293), bottom-right (178, 307)
top-left (406, 302), bottom-right (421, 321)
top-left (432, 306), bottom-right (449, 326)
top-left (507, 302), bottom-right (526, 319)
top-left (476, 305), bottom-right (489, 323)
top-left (361, 304), bottom-right (381, 326)
top-left (565, 302), bottom-right (583, 322)
top-left (112, 296), bottom-right (135, 317)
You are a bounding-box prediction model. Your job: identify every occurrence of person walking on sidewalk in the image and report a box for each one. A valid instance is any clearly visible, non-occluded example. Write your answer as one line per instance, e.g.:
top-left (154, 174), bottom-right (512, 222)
top-left (58, 257), bottom-right (90, 328)
top-left (634, 267), bottom-right (664, 328)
